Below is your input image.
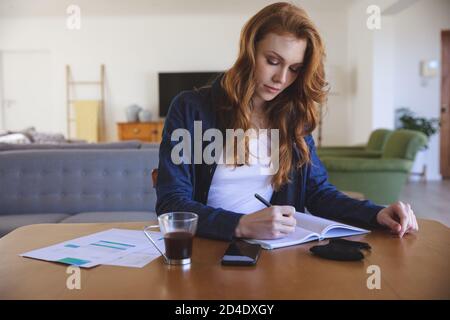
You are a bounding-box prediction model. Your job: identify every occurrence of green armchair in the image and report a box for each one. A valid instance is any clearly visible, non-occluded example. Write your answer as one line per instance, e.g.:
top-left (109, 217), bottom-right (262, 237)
top-left (317, 129), bottom-right (392, 158)
top-left (321, 129), bottom-right (428, 205)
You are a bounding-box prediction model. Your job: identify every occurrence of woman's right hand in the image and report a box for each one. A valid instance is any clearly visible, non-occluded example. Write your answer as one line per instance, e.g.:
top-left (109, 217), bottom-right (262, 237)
top-left (234, 206), bottom-right (297, 239)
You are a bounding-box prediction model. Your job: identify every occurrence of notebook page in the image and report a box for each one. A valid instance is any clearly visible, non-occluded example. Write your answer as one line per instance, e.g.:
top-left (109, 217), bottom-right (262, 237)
top-left (295, 212), bottom-right (339, 234)
top-left (296, 212), bottom-right (369, 238)
top-left (245, 226), bottom-right (319, 249)
top-left (322, 227), bottom-right (368, 239)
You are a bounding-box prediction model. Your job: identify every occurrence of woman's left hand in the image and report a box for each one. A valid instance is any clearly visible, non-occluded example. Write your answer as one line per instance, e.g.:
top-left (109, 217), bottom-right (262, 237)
top-left (376, 201), bottom-right (419, 237)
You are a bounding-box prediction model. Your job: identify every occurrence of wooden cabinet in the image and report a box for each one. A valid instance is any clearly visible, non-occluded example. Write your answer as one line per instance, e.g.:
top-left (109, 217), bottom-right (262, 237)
top-left (117, 121), bottom-right (164, 143)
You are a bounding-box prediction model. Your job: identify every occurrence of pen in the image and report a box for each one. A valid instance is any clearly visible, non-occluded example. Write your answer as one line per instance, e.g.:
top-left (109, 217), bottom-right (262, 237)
top-left (254, 193), bottom-right (271, 207)
top-left (255, 193), bottom-right (293, 218)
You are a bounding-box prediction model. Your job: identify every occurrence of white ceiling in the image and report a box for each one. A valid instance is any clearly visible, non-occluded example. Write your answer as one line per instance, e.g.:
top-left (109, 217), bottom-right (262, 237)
top-left (0, 0), bottom-right (357, 17)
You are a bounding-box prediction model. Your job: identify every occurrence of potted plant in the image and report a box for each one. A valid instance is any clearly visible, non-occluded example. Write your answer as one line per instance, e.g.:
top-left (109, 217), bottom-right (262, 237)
top-left (395, 107), bottom-right (440, 181)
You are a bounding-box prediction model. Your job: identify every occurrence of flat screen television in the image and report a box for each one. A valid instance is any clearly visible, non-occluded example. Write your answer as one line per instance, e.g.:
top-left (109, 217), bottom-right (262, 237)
top-left (158, 71), bottom-right (222, 118)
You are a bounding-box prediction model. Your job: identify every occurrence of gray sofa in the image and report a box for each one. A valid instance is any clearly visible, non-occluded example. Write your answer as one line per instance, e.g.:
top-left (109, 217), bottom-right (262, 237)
top-left (0, 140), bottom-right (160, 152)
top-left (0, 145), bottom-right (160, 237)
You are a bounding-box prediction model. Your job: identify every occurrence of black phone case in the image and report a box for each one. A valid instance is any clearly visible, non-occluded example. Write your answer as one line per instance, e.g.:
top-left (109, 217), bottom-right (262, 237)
top-left (221, 259), bottom-right (258, 266)
top-left (221, 241), bottom-right (261, 266)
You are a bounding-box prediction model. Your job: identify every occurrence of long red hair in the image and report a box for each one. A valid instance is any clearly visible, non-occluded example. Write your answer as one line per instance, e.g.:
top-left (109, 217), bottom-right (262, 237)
top-left (217, 2), bottom-right (328, 191)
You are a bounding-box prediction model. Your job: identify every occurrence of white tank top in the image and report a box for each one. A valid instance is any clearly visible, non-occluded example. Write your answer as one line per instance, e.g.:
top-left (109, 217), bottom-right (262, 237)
top-left (206, 131), bottom-right (274, 214)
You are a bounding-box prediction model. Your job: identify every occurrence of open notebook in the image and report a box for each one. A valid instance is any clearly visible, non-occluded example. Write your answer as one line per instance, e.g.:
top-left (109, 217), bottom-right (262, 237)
top-left (245, 212), bottom-right (370, 250)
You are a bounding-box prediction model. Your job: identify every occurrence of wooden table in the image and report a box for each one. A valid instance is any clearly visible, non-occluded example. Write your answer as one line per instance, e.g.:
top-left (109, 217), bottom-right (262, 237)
top-left (0, 219), bottom-right (449, 299)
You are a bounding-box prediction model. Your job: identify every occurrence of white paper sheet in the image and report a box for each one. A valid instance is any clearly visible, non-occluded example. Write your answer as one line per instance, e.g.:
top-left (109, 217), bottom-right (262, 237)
top-left (20, 228), bottom-right (164, 268)
top-left (103, 229), bottom-right (166, 268)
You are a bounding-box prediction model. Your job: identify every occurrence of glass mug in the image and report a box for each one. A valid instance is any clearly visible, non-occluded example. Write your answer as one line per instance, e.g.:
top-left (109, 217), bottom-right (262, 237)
top-left (144, 212), bottom-right (198, 265)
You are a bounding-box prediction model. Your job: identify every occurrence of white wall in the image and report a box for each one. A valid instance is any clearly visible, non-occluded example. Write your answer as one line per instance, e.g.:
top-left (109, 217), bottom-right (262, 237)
top-left (0, 15), bottom-right (244, 140)
top-left (313, 10), bottom-right (351, 146)
top-left (346, 0), bottom-right (399, 145)
top-left (347, 0), bottom-right (376, 145)
top-left (347, 0), bottom-right (449, 180)
top-left (392, 0), bottom-right (450, 180)
top-left (373, 16), bottom-right (395, 131)
top-left (1, 0), bottom-right (447, 180)
top-left (0, 1), bottom-right (352, 144)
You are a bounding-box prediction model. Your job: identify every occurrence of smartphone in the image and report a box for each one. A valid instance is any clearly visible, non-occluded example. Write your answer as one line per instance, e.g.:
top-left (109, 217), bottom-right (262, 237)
top-left (221, 240), bottom-right (261, 266)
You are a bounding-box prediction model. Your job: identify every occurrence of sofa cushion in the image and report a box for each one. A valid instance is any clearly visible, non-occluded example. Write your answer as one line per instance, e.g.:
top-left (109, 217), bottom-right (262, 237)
top-left (0, 213), bottom-right (71, 237)
top-left (0, 149), bottom-right (159, 214)
top-left (59, 211), bottom-right (157, 223)
top-left (366, 129), bottom-right (392, 152)
top-left (382, 129), bottom-right (428, 160)
top-left (0, 133), bottom-right (32, 144)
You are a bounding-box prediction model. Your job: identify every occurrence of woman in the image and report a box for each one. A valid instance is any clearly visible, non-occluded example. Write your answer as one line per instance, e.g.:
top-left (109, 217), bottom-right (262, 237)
top-left (156, 2), bottom-right (418, 241)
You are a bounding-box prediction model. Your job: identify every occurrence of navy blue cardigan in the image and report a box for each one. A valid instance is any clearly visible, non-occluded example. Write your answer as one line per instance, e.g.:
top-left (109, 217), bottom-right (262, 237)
top-left (155, 75), bottom-right (384, 241)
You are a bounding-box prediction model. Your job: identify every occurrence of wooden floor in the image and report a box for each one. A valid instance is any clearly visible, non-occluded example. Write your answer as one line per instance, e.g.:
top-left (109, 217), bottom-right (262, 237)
top-left (399, 179), bottom-right (450, 227)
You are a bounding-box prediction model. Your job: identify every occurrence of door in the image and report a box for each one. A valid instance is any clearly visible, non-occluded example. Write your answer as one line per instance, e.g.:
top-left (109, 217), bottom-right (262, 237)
top-left (0, 51), bottom-right (52, 132)
top-left (441, 31), bottom-right (450, 179)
